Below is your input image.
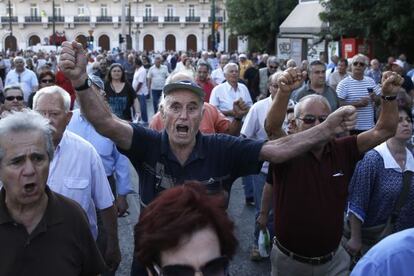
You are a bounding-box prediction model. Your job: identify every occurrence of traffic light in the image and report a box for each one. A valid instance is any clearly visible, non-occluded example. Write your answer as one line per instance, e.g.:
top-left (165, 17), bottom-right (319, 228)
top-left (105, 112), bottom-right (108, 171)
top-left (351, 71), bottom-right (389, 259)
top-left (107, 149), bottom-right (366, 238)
top-left (119, 34), bottom-right (125, 44)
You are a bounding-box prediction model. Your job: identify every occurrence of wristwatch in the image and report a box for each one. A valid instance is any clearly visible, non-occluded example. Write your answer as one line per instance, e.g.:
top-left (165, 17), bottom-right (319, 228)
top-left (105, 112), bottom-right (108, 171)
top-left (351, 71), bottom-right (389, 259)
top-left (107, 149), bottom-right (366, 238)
top-left (381, 95), bottom-right (397, 101)
top-left (74, 77), bottom-right (92, 91)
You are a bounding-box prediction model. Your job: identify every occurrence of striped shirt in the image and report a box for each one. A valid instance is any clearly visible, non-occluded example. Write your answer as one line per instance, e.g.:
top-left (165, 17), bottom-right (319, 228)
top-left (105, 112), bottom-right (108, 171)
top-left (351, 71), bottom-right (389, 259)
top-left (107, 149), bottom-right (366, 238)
top-left (337, 76), bottom-right (380, 131)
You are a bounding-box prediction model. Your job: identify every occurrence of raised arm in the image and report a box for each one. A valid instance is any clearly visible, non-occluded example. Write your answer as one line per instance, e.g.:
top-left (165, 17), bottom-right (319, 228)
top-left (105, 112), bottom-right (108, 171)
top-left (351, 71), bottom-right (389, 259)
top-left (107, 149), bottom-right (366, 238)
top-left (59, 41), bottom-right (133, 150)
top-left (260, 105), bottom-right (357, 163)
top-left (356, 71), bottom-right (403, 154)
top-left (265, 68), bottom-right (303, 139)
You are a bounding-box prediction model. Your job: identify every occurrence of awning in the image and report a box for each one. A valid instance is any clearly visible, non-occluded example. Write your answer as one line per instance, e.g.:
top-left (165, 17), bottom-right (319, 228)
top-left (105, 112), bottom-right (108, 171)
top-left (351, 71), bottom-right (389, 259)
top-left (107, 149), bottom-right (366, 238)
top-left (279, 1), bottom-right (327, 35)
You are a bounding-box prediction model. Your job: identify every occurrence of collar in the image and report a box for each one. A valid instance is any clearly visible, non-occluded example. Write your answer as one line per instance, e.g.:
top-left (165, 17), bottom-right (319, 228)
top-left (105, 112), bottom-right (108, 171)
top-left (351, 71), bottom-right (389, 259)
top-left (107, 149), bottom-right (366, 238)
top-left (0, 186), bottom-right (63, 226)
top-left (224, 81), bottom-right (238, 92)
top-left (374, 142), bottom-right (414, 172)
top-left (160, 131), bottom-right (205, 165)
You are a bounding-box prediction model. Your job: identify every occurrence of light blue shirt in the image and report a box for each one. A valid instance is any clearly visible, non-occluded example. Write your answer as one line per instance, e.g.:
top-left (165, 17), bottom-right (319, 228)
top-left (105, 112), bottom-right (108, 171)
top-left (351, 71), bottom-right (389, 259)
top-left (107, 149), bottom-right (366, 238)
top-left (67, 109), bottom-right (134, 196)
top-left (351, 228), bottom-right (414, 276)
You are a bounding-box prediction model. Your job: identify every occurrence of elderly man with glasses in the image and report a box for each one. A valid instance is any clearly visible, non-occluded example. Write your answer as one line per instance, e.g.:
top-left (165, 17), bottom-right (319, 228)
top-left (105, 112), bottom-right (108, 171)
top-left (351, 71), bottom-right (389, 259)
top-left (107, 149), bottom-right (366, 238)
top-left (337, 54), bottom-right (380, 135)
top-left (257, 56), bottom-right (280, 101)
top-left (1, 85), bottom-right (25, 113)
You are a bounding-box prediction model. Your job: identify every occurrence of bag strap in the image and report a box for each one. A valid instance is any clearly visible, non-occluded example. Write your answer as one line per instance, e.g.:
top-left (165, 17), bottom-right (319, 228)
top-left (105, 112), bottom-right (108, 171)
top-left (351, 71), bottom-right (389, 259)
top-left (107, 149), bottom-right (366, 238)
top-left (391, 170), bottom-right (412, 222)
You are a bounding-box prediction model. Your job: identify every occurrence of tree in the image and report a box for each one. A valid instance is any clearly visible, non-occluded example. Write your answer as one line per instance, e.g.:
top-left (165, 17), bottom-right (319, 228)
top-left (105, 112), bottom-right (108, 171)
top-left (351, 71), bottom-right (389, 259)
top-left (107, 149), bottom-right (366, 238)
top-left (226, 0), bottom-right (296, 53)
top-left (320, 0), bottom-right (414, 56)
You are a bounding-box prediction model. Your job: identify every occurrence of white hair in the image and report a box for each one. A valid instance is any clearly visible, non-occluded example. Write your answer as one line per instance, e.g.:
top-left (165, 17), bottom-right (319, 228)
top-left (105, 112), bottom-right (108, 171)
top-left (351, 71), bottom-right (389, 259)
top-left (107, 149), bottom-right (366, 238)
top-left (33, 85), bottom-right (71, 112)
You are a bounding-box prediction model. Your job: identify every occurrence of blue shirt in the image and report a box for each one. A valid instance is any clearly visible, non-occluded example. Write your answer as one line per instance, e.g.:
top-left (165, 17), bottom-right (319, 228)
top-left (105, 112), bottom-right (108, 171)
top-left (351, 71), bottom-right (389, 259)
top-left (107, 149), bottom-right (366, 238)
top-left (120, 124), bottom-right (264, 205)
top-left (67, 109), bottom-right (133, 196)
top-left (351, 228), bottom-right (414, 276)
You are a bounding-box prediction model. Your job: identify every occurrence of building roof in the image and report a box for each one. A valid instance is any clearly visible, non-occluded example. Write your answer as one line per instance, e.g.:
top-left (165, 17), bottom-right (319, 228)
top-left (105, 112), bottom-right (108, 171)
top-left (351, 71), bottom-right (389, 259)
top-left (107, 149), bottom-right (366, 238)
top-left (279, 1), bottom-right (327, 35)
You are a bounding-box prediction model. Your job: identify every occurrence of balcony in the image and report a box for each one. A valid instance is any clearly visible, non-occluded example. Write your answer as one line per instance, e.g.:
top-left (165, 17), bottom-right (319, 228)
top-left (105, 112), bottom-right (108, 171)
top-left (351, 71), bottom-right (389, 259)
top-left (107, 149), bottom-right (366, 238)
top-left (1, 16), bottom-right (18, 23)
top-left (96, 16), bottom-right (112, 22)
top-left (74, 16), bottom-right (90, 23)
top-left (24, 16), bottom-right (42, 23)
top-left (208, 16), bottom-right (223, 22)
top-left (143, 16), bottom-right (158, 22)
top-left (118, 16), bottom-right (135, 22)
top-left (185, 16), bottom-right (200, 22)
top-left (164, 16), bottom-right (179, 22)
top-left (48, 16), bottom-right (65, 22)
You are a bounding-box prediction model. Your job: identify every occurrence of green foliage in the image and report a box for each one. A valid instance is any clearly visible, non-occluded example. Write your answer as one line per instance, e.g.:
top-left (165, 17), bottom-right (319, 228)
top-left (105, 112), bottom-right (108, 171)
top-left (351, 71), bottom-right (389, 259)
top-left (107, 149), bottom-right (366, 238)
top-left (320, 0), bottom-right (414, 55)
top-left (226, 0), bottom-right (296, 53)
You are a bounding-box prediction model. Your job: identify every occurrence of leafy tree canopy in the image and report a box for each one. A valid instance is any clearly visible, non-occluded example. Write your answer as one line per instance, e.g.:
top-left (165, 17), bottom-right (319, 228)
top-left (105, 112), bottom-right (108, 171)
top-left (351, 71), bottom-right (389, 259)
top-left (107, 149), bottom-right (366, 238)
top-left (226, 0), bottom-right (296, 53)
top-left (320, 0), bottom-right (414, 56)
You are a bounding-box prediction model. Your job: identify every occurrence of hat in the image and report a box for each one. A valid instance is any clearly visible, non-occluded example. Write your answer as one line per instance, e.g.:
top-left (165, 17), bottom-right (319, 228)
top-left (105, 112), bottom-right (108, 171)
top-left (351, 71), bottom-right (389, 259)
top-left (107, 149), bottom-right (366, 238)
top-left (392, 59), bottom-right (404, 69)
top-left (239, 54), bottom-right (247, 59)
top-left (163, 80), bottom-right (205, 100)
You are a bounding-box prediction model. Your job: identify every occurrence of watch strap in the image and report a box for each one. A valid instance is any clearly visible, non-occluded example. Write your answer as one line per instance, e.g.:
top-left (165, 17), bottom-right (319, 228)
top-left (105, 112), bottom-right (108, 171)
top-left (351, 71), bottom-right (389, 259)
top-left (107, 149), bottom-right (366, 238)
top-left (381, 95), bottom-right (397, 101)
top-left (74, 77), bottom-right (91, 91)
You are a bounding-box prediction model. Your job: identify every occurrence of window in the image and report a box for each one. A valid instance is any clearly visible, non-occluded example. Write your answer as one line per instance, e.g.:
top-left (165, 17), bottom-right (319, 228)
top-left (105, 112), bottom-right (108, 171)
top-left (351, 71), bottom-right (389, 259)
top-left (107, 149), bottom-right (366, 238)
top-left (188, 4), bottom-right (195, 17)
top-left (145, 4), bottom-right (152, 18)
top-left (101, 4), bottom-right (108, 17)
top-left (167, 4), bottom-right (174, 17)
top-left (30, 4), bottom-right (38, 17)
top-left (78, 4), bottom-right (86, 16)
top-left (54, 4), bottom-right (62, 17)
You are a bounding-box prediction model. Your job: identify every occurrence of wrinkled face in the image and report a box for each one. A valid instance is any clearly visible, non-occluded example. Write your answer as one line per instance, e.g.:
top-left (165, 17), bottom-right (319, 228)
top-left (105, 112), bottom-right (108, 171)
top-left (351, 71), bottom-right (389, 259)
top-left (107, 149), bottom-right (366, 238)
top-left (162, 90), bottom-right (203, 149)
top-left (4, 88), bottom-right (24, 112)
top-left (351, 57), bottom-right (367, 76)
top-left (14, 59), bottom-right (25, 72)
top-left (296, 100), bottom-right (330, 132)
top-left (286, 112), bottom-right (297, 135)
top-left (338, 61), bottom-right (348, 74)
top-left (310, 64), bottom-right (326, 86)
top-left (155, 58), bottom-right (162, 66)
top-left (35, 93), bottom-right (72, 147)
top-left (395, 110), bottom-right (413, 141)
top-left (225, 66), bottom-right (239, 83)
top-left (197, 65), bottom-right (209, 81)
top-left (267, 62), bottom-right (278, 74)
top-left (110, 66), bottom-right (123, 80)
top-left (0, 131), bottom-right (49, 207)
top-left (160, 227), bottom-right (222, 275)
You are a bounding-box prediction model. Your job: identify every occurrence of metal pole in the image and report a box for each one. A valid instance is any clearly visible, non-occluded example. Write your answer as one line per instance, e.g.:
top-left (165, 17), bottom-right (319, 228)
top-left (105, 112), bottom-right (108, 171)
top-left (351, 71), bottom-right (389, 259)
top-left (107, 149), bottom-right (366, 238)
top-left (128, 2), bottom-right (132, 50)
top-left (223, 9), bottom-right (226, 52)
top-left (211, 0), bottom-right (216, 51)
top-left (121, 0), bottom-right (126, 50)
top-left (52, 0), bottom-right (56, 46)
top-left (8, 0), bottom-right (12, 37)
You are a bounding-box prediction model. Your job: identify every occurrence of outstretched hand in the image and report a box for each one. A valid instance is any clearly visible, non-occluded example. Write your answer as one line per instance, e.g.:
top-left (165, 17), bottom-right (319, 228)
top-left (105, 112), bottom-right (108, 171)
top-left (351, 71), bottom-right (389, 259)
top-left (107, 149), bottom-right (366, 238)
top-left (324, 106), bottom-right (357, 136)
top-left (381, 71), bottom-right (404, 96)
top-left (277, 67), bottom-right (304, 95)
top-left (58, 41), bottom-right (88, 87)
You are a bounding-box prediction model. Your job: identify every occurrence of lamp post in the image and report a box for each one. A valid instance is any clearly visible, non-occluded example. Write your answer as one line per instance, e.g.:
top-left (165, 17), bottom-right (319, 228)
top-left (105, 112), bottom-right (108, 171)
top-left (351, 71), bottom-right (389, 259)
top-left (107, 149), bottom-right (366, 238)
top-left (52, 0), bottom-right (56, 46)
top-left (7, 0), bottom-right (13, 38)
top-left (211, 0), bottom-right (216, 51)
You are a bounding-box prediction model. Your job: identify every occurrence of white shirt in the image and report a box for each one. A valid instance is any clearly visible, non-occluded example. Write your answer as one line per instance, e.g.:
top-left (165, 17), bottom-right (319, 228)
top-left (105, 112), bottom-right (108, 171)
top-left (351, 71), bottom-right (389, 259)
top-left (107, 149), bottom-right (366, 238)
top-left (240, 96), bottom-right (272, 174)
top-left (132, 66), bottom-right (148, 96)
top-left (374, 142), bottom-right (414, 173)
top-left (47, 131), bottom-right (114, 239)
top-left (211, 67), bottom-right (225, 85)
top-left (209, 81), bottom-right (253, 119)
top-left (5, 68), bottom-right (38, 102)
top-left (147, 64), bottom-right (169, 90)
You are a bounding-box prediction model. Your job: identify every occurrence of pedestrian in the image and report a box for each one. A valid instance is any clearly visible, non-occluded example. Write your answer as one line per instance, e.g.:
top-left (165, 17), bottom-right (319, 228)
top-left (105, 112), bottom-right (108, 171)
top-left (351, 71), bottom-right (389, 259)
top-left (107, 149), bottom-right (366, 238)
top-left (147, 54), bottom-right (169, 113)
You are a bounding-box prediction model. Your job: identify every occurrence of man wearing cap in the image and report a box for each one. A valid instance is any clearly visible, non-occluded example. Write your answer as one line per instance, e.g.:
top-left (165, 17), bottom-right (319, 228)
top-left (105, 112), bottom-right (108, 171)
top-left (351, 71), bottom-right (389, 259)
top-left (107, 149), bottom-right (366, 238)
top-left (59, 40), bottom-right (359, 275)
top-left (391, 59), bottom-right (414, 97)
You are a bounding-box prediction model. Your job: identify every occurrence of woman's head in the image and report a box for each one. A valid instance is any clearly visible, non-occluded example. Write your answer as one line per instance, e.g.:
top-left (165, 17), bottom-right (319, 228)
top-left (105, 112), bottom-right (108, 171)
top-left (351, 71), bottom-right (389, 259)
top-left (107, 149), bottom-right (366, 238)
top-left (38, 70), bottom-right (56, 89)
top-left (106, 63), bottom-right (126, 83)
top-left (135, 182), bottom-right (237, 274)
top-left (3, 85), bottom-right (25, 111)
top-left (393, 106), bottom-right (413, 142)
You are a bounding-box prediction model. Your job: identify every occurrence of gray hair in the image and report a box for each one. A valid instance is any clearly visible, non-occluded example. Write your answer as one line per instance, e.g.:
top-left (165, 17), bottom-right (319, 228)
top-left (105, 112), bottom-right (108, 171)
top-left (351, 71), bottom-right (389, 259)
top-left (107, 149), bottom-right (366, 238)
top-left (0, 109), bottom-right (54, 162)
top-left (267, 56), bottom-right (279, 66)
top-left (223, 62), bottom-right (239, 75)
top-left (3, 84), bottom-right (24, 98)
top-left (13, 56), bottom-right (25, 64)
top-left (294, 94), bottom-right (331, 119)
top-left (33, 85), bottom-right (71, 112)
top-left (351, 54), bottom-right (368, 65)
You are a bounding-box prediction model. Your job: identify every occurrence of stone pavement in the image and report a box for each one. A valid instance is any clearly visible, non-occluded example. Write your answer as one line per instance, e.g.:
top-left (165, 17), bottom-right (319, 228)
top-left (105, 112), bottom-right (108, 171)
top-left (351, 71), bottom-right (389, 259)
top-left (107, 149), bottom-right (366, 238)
top-left (116, 165), bottom-right (271, 275)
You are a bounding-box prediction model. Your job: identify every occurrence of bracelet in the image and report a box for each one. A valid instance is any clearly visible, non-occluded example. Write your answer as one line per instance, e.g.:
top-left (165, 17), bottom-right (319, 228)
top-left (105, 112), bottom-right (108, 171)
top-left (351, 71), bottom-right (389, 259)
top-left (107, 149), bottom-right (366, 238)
top-left (381, 95), bottom-right (397, 101)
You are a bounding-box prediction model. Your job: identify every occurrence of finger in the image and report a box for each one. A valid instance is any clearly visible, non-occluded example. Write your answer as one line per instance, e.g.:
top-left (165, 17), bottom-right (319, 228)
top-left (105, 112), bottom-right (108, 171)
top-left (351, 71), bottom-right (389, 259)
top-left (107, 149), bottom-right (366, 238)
top-left (282, 72), bottom-right (293, 85)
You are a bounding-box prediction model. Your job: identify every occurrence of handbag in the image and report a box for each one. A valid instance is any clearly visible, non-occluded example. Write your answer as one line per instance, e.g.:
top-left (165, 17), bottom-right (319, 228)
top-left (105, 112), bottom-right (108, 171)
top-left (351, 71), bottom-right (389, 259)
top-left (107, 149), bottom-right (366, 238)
top-left (343, 170), bottom-right (412, 246)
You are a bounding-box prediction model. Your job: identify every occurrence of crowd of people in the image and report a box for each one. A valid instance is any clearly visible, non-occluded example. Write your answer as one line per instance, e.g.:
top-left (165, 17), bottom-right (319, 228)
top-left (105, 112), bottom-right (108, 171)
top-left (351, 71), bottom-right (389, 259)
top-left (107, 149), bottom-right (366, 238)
top-left (0, 41), bottom-right (413, 276)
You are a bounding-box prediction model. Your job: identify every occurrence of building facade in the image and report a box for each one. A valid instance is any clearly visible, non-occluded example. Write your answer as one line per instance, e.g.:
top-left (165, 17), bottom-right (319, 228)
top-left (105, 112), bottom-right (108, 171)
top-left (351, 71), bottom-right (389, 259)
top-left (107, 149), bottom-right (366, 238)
top-left (0, 0), bottom-right (247, 53)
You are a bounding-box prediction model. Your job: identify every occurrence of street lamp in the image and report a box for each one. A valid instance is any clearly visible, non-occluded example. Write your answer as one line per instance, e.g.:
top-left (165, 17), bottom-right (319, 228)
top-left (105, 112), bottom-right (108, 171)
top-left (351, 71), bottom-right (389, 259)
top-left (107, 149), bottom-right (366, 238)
top-left (210, 0), bottom-right (216, 51)
top-left (7, 0), bottom-right (13, 38)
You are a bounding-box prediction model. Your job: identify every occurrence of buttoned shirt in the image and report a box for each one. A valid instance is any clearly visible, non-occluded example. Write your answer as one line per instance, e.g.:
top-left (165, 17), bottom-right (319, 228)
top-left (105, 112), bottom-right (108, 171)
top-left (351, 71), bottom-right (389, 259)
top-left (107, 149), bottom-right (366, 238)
top-left (47, 131), bottom-right (114, 239)
top-left (5, 68), bottom-right (38, 102)
top-left (147, 64), bottom-right (169, 90)
top-left (211, 67), bottom-right (225, 85)
top-left (67, 109), bottom-right (134, 196)
top-left (209, 81), bottom-right (253, 119)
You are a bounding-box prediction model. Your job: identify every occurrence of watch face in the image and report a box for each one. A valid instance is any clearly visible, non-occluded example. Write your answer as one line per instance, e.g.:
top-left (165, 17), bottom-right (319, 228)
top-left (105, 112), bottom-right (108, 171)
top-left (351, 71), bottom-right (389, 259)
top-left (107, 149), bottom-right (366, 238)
top-left (87, 78), bottom-right (92, 87)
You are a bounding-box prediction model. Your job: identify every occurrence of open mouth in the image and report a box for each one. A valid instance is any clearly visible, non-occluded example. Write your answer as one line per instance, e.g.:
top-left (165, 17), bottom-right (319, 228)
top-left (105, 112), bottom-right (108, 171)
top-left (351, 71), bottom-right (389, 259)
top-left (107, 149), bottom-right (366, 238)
top-left (24, 183), bottom-right (36, 193)
top-left (176, 124), bottom-right (189, 134)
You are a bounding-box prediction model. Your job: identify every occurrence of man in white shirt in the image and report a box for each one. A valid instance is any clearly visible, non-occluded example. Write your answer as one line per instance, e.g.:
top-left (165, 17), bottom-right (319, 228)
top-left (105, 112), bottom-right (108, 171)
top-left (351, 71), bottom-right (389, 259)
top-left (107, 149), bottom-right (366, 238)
top-left (132, 57), bottom-right (149, 125)
top-left (209, 62), bottom-right (253, 120)
top-left (147, 55), bottom-right (169, 113)
top-left (33, 85), bottom-right (121, 274)
top-left (211, 54), bottom-right (229, 85)
top-left (5, 56), bottom-right (38, 103)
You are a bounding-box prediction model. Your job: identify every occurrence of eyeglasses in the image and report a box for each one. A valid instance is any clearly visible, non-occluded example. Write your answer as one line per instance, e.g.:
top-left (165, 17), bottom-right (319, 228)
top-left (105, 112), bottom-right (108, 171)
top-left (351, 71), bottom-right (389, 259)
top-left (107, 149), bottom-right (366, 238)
top-left (5, 96), bottom-right (24, 101)
top-left (297, 114), bottom-right (327, 124)
top-left (153, 256), bottom-right (229, 276)
top-left (269, 66), bottom-right (278, 69)
top-left (353, 62), bottom-right (366, 67)
top-left (41, 79), bottom-right (54, 84)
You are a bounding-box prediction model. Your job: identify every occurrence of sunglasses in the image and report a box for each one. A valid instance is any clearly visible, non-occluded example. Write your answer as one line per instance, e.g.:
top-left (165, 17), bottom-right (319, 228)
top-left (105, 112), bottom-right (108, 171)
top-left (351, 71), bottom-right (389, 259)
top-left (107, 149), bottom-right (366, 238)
top-left (297, 114), bottom-right (327, 124)
top-left (5, 96), bottom-right (24, 101)
top-left (41, 79), bottom-right (54, 84)
top-left (353, 62), bottom-right (366, 67)
top-left (153, 256), bottom-right (229, 276)
top-left (269, 66), bottom-right (278, 69)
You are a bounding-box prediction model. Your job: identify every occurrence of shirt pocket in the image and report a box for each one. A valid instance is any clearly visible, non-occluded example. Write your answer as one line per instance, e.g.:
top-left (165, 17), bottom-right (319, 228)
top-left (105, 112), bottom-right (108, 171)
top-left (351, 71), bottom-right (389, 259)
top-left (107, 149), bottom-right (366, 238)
top-left (62, 178), bottom-right (90, 211)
